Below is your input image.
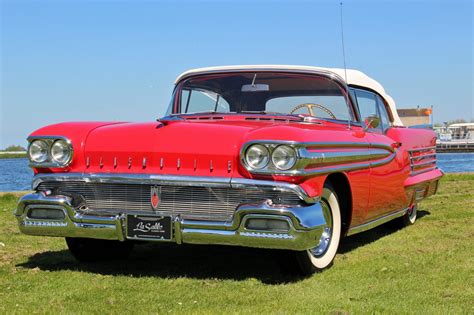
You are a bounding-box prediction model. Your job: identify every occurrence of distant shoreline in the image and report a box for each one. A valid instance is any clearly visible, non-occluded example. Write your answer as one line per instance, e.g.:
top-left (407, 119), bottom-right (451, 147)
top-left (0, 153), bottom-right (27, 159)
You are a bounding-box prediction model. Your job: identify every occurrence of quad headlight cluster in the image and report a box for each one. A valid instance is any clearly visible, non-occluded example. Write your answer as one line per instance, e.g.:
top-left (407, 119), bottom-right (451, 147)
top-left (243, 143), bottom-right (298, 172)
top-left (28, 138), bottom-right (73, 167)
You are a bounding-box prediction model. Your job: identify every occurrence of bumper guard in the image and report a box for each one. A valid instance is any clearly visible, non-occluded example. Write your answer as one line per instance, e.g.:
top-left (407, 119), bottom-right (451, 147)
top-left (14, 191), bottom-right (326, 251)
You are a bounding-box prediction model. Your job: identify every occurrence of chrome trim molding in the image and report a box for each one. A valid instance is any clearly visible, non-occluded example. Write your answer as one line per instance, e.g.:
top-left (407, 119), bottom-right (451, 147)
top-left (241, 140), bottom-right (396, 176)
top-left (27, 136), bottom-right (73, 169)
top-left (15, 192), bottom-right (327, 251)
top-left (31, 173), bottom-right (319, 204)
top-left (408, 146), bottom-right (437, 176)
top-left (175, 68), bottom-right (348, 89)
top-left (230, 177), bottom-right (318, 203)
top-left (347, 208), bottom-right (408, 236)
top-left (32, 173), bottom-right (233, 190)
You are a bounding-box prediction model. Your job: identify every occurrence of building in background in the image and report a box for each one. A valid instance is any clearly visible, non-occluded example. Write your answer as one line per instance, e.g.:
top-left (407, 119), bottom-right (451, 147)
top-left (397, 106), bottom-right (432, 126)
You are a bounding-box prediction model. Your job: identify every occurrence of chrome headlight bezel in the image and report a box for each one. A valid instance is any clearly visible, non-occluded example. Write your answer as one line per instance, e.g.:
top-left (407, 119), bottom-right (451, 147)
top-left (245, 144), bottom-right (270, 170)
top-left (27, 136), bottom-right (73, 168)
top-left (51, 139), bottom-right (73, 165)
top-left (241, 141), bottom-right (300, 174)
top-left (271, 145), bottom-right (297, 171)
top-left (28, 140), bottom-right (50, 163)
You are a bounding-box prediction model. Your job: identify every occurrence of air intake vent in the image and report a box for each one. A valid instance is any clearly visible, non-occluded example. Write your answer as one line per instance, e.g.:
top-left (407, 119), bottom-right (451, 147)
top-left (244, 116), bottom-right (302, 122)
top-left (185, 116), bottom-right (224, 120)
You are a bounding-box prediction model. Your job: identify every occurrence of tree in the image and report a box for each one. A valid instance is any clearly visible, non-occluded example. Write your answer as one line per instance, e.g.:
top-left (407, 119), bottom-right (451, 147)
top-left (3, 145), bottom-right (26, 152)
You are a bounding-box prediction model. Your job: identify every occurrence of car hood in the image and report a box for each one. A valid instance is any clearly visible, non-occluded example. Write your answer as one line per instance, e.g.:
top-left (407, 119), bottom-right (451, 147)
top-left (83, 120), bottom-right (268, 177)
top-left (31, 117), bottom-right (354, 178)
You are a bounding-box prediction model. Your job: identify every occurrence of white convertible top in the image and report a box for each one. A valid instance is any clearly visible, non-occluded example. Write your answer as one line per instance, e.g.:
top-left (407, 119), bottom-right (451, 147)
top-left (176, 65), bottom-right (403, 126)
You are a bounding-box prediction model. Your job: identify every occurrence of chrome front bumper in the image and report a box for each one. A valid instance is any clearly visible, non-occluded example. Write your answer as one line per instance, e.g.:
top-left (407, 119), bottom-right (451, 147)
top-left (14, 191), bottom-right (327, 251)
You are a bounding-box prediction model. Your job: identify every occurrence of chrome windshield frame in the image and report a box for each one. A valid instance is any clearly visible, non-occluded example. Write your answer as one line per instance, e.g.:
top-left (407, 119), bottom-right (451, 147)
top-left (168, 69), bottom-right (359, 124)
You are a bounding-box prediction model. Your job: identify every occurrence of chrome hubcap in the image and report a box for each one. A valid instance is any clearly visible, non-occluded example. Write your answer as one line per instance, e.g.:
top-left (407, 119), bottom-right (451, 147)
top-left (309, 199), bottom-right (333, 257)
top-left (408, 204), bottom-right (417, 221)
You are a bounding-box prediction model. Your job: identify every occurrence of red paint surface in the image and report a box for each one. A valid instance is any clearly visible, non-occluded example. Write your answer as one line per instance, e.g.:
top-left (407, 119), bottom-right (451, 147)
top-left (29, 115), bottom-right (441, 229)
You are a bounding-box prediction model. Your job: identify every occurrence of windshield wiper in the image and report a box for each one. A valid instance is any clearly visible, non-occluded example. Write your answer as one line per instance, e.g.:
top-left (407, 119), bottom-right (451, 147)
top-left (240, 110), bottom-right (267, 114)
top-left (240, 110), bottom-right (294, 115)
top-left (180, 111), bottom-right (235, 115)
top-left (240, 111), bottom-right (304, 119)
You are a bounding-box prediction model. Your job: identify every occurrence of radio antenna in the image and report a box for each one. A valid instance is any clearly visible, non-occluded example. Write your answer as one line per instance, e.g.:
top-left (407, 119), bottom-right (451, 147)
top-left (340, 2), bottom-right (348, 83)
top-left (339, 2), bottom-right (351, 130)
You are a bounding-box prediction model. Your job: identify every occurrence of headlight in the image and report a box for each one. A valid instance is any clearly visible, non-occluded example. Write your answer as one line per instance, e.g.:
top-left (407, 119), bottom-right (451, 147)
top-left (28, 140), bottom-right (49, 163)
top-left (272, 145), bottom-right (297, 170)
top-left (245, 144), bottom-right (270, 169)
top-left (51, 140), bottom-right (72, 165)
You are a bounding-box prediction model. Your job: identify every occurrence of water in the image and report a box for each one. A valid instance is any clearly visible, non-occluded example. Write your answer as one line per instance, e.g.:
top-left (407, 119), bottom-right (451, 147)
top-left (0, 154), bottom-right (473, 191)
top-left (0, 158), bottom-right (33, 191)
top-left (436, 153), bottom-right (474, 173)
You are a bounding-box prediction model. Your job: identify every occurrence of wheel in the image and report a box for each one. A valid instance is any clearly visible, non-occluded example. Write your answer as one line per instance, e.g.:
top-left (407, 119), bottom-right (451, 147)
top-left (288, 184), bottom-right (342, 275)
top-left (396, 204), bottom-right (417, 227)
top-left (65, 237), bottom-right (134, 262)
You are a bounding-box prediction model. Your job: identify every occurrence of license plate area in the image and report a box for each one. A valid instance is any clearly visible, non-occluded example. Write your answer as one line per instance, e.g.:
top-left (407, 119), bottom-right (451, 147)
top-left (126, 214), bottom-right (172, 241)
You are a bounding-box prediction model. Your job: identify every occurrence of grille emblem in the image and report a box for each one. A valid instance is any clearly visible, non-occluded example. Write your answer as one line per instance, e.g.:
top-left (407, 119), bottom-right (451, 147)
top-left (150, 186), bottom-right (161, 210)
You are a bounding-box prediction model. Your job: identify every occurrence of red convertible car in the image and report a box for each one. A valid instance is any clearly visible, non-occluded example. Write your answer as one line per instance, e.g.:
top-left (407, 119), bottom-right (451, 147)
top-left (15, 65), bottom-right (443, 274)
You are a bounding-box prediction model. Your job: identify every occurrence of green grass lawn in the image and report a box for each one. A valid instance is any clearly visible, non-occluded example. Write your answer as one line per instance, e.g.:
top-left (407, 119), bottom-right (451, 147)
top-left (0, 153), bottom-right (27, 159)
top-left (0, 174), bottom-right (472, 314)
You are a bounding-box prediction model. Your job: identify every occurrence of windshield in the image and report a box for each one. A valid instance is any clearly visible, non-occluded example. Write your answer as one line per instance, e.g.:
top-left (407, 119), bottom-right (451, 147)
top-left (170, 72), bottom-right (354, 121)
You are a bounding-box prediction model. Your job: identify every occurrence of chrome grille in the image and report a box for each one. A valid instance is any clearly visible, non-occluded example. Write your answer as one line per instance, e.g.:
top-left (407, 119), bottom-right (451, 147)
top-left (36, 181), bottom-right (302, 221)
top-left (409, 146), bottom-right (437, 176)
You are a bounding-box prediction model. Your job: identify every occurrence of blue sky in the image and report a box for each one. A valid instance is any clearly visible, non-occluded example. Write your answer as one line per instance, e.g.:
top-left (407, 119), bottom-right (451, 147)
top-left (1, 0), bottom-right (472, 148)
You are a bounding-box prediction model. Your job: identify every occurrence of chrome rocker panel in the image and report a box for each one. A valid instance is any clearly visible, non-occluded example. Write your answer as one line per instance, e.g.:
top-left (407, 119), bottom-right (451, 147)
top-left (14, 191), bottom-right (327, 251)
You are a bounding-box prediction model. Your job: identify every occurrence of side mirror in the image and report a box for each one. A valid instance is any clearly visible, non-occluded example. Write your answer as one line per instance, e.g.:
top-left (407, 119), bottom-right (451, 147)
top-left (364, 115), bottom-right (380, 130)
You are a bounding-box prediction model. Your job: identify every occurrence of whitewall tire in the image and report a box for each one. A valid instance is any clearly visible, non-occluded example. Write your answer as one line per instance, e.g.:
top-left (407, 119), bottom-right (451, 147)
top-left (295, 184), bottom-right (342, 274)
top-left (399, 204), bottom-right (417, 227)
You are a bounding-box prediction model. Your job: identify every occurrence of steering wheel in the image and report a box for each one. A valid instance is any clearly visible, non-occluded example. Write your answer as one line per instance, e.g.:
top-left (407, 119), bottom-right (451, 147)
top-left (289, 103), bottom-right (337, 119)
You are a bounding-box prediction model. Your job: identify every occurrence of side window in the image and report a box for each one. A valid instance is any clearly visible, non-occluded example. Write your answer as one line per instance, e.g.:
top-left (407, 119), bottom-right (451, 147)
top-left (349, 89), bottom-right (360, 121)
top-left (354, 90), bottom-right (382, 132)
top-left (376, 95), bottom-right (391, 131)
top-left (180, 88), bottom-right (230, 114)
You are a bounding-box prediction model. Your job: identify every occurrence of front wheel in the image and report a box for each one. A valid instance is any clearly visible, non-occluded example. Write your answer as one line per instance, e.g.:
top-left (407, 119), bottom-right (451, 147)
top-left (294, 184), bottom-right (342, 275)
top-left (65, 237), bottom-right (134, 262)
